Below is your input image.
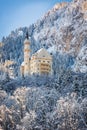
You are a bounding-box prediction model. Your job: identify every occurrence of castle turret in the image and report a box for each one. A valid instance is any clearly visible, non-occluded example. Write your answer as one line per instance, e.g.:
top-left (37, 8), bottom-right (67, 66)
top-left (24, 32), bottom-right (31, 77)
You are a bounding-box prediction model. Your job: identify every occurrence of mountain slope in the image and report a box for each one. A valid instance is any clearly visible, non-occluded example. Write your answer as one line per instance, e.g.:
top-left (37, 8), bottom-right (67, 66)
top-left (0, 0), bottom-right (87, 73)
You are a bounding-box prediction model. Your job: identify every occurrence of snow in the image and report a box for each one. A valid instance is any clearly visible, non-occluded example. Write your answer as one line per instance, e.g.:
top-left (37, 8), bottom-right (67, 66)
top-left (21, 62), bottom-right (25, 66)
top-left (18, 30), bottom-right (23, 36)
top-left (47, 45), bottom-right (56, 54)
top-left (73, 45), bottom-right (87, 73)
top-left (33, 33), bottom-right (39, 41)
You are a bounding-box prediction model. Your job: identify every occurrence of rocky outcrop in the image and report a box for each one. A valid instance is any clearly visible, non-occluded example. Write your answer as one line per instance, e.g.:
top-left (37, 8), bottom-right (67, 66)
top-left (53, 2), bottom-right (67, 11)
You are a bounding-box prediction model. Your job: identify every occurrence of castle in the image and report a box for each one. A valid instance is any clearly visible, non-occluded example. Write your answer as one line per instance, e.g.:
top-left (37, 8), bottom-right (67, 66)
top-left (20, 33), bottom-right (53, 77)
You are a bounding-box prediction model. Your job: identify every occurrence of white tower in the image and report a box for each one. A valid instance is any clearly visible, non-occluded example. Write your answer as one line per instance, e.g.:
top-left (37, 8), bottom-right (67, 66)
top-left (24, 32), bottom-right (31, 77)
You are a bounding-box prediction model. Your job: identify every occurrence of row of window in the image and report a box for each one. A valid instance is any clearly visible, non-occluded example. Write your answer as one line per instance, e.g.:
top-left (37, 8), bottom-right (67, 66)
top-left (30, 63), bottom-right (51, 68)
top-left (41, 72), bottom-right (49, 75)
top-left (31, 60), bottom-right (50, 64)
top-left (40, 67), bottom-right (51, 71)
top-left (40, 64), bottom-right (50, 67)
top-left (38, 60), bottom-right (50, 63)
top-left (30, 67), bottom-right (50, 71)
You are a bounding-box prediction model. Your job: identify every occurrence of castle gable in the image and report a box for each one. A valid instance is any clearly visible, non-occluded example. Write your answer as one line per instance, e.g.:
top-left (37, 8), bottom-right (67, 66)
top-left (33, 48), bottom-right (52, 59)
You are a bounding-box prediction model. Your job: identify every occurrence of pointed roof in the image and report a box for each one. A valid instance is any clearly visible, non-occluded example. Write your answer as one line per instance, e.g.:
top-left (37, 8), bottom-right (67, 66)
top-left (24, 31), bottom-right (30, 44)
top-left (25, 31), bottom-right (29, 39)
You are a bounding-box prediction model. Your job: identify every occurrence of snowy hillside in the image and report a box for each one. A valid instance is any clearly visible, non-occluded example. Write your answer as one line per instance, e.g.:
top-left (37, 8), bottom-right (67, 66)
top-left (0, 0), bottom-right (87, 129)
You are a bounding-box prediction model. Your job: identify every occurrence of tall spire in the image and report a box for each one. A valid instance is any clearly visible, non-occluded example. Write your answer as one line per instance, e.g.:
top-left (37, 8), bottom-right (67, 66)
top-left (25, 31), bottom-right (29, 39)
top-left (24, 30), bottom-right (31, 77)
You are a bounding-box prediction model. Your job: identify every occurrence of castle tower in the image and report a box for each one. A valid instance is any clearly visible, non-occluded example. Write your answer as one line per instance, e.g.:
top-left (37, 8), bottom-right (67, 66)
top-left (24, 32), bottom-right (31, 77)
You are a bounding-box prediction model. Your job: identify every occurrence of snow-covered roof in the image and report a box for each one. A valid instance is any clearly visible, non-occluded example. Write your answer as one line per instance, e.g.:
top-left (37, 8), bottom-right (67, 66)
top-left (21, 62), bottom-right (25, 66)
top-left (32, 48), bottom-right (46, 56)
top-left (37, 48), bottom-right (47, 54)
top-left (32, 48), bottom-right (52, 59)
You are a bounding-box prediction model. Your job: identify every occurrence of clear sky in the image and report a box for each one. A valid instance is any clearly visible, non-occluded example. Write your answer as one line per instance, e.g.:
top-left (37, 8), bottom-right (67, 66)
top-left (0, 0), bottom-right (71, 40)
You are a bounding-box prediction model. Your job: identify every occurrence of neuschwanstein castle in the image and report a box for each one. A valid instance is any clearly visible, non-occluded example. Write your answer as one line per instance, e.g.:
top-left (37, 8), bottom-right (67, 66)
top-left (20, 33), bottom-right (53, 77)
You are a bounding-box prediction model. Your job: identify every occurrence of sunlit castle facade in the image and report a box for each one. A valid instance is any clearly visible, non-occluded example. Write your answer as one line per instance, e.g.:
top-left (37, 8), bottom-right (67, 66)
top-left (20, 33), bottom-right (53, 77)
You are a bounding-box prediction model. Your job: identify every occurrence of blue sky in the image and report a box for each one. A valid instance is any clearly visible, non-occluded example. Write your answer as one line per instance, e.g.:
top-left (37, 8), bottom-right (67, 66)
top-left (0, 0), bottom-right (71, 40)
